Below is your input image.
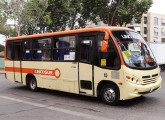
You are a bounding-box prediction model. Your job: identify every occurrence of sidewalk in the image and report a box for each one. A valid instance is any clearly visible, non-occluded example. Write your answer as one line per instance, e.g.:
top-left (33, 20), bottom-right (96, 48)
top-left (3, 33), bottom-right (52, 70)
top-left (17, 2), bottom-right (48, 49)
top-left (0, 70), bottom-right (5, 74)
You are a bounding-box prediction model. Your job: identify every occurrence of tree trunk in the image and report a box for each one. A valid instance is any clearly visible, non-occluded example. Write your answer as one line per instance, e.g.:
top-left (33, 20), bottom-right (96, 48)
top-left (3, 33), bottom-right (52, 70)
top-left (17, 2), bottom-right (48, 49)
top-left (110, 0), bottom-right (121, 26)
top-left (70, 11), bottom-right (77, 30)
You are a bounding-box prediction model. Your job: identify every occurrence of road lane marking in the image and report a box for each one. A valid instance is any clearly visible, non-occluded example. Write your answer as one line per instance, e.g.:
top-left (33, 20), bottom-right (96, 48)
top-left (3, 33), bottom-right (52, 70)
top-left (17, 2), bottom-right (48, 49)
top-left (0, 95), bottom-right (113, 120)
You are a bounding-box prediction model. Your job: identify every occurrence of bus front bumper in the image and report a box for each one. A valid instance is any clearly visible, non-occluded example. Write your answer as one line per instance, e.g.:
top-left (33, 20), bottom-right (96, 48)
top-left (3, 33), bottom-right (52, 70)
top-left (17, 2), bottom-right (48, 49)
top-left (120, 77), bottom-right (162, 100)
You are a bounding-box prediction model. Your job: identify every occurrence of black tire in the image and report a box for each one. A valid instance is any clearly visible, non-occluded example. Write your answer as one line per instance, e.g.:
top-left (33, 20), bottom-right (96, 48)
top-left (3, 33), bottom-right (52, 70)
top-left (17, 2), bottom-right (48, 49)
top-left (101, 84), bottom-right (119, 105)
top-left (28, 77), bottom-right (38, 92)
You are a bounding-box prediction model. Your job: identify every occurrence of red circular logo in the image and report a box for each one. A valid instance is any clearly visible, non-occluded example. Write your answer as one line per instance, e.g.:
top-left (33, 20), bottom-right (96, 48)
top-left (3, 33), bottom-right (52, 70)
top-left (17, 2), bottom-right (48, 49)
top-left (54, 68), bottom-right (61, 78)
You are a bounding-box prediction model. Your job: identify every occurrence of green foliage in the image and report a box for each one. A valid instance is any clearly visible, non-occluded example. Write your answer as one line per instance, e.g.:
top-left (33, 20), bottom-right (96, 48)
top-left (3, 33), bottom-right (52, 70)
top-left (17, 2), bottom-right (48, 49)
top-left (0, 0), bottom-right (153, 36)
top-left (20, 0), bottom-right (49, 35)
top-left (0, 44), bottom-right (5, 52)
top-left (43, 0), bottom-right (70, 31)
top-left (99, 0), bottom-right (153, 26)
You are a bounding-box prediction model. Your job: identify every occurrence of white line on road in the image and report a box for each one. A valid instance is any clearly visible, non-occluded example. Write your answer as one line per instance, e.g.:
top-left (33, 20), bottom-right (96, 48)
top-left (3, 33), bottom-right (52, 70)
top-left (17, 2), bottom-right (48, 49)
top-left (0, 95), bottom-right (113, 120)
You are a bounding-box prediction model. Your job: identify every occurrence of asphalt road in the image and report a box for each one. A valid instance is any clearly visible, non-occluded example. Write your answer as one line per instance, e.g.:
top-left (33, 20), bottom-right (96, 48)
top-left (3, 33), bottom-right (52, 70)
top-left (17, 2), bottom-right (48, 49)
top-left (0, 73), bottom-right (165, 120)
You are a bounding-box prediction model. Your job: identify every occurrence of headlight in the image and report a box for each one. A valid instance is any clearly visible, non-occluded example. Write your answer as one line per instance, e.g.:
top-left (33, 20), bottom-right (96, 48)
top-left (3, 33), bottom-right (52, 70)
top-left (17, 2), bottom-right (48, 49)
top-left (125, 74), bottom-right (142, 85)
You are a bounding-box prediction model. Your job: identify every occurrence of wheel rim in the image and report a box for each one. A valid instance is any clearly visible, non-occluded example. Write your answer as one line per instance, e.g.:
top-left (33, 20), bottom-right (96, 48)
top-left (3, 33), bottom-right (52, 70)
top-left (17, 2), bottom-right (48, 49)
top-left (104, 88), bottom-right (116, 102)
top-left (30, 79), bottom-right (36, 90)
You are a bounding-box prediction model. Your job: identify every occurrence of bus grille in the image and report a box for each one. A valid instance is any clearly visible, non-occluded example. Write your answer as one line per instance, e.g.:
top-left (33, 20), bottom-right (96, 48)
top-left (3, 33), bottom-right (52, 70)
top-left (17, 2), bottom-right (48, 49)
top-left (142, 74), bottom-right (158, 85)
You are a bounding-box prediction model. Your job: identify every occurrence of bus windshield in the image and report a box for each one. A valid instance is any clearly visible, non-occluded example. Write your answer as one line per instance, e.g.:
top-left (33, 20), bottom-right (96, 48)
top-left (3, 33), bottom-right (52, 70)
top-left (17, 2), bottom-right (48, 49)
top-left (111, 30), bottom-right (157, 69)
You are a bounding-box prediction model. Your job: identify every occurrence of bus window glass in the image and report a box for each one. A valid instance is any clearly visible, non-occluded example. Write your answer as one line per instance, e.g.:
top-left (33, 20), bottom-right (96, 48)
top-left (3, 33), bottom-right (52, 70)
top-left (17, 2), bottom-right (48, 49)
top-left (98, 35), bottom-right (120, 68)
top-left (80, 39), bottom-right (92, 62)
top-left (111, 30), bottom-right (157, 68)
top-left (14, 42), bottom-right (21, 60)
top-left (24, 40), bottom-right (32, 49)
top-left (53, 36), bottom-right (76, 61)
top-left (53, 36), bottom-right (75, 48)
top-left (33, 50), bottom-right (42, 60)
top-left (23, 39), bottom-right (32, 60)
top-left (33, 37), bottom-right (52, 61)
top-left (53, 49), bottom-right (75, 60)
top-left (42, 38), bottom-right (51, 49)
top-left (33, 38), bottom-right (51, 49)
top-left (42, 50), bottom-right (51, 61)
top-left (6, 41), bottom-right (13, 60)
top-left (23, 50), bottom-right (32, 60)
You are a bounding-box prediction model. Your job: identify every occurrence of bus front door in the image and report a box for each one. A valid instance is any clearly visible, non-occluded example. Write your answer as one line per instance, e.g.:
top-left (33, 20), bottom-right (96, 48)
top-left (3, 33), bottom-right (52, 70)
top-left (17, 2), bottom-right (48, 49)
top-left (79, 36), bottom-right (95, 96)
top-left (13, 41), bottom-right (22, 83)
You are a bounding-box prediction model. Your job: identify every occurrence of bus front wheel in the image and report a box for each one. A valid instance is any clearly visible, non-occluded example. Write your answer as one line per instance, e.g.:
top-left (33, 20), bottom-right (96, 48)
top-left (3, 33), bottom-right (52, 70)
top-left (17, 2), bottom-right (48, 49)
top-left (101, 84), bottom-right (119, 105)
top-left (29, 77), bottom-right (38, 92)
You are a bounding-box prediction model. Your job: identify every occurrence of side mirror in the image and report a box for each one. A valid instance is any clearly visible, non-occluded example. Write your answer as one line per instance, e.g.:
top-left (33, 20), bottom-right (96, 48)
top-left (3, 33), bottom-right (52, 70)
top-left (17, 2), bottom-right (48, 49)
top-left (101, 40), bottom-right (108, 52)
top-left (101, 31), bottom-right (109, 52)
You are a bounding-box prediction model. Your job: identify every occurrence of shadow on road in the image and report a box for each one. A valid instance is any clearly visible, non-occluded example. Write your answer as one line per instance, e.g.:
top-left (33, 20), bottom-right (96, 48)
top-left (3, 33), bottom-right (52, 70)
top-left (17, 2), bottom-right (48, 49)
top-left (8, 85), bottom-right (160, 108)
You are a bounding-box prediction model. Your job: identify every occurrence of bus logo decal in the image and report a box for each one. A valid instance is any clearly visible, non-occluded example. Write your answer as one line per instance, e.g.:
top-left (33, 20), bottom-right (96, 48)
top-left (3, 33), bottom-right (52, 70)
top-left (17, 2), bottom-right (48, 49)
top-left (54, 68), bottom-right (61, 78)
top-left (35, 70), bottom-right (53, 75)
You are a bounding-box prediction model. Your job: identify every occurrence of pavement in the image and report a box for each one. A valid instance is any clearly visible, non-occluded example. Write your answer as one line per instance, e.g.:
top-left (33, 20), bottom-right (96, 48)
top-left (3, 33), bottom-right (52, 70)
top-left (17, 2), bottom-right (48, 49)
top-left (0, 72), bottom-right (165, 120)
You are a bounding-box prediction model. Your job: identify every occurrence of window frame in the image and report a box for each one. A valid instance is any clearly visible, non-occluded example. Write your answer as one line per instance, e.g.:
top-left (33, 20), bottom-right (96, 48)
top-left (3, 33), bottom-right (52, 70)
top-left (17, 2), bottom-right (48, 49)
top-left (13, 40), bottom-right (23, 61)
top-left (154, 27), bottom-right (158, 36)
top-left (144, 17), bottom-right (147, 24)
top-left (32, 36), bottom-right (53, 61)
top-left (52, 34), bottom-right (77, 62)
top-left (23, 39), bottom-right (33, 61)
top-left (6, 40), bottom-right (14, 60)
top-left (79, 36), bottom-right (94, 64)
top-left (97, 32), bottom-right (121, 70)
top-left (154, 17), bottom-right (158, 25)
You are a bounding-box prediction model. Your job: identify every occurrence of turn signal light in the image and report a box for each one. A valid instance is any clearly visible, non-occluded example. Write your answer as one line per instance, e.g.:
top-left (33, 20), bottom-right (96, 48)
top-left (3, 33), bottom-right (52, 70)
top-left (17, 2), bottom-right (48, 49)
top-left (126, 76), bottom-right (131, 79)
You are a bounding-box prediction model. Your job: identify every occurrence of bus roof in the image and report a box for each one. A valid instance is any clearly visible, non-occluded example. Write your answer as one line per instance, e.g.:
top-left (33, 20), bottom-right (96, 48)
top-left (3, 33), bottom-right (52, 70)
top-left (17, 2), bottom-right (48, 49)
top-left (6, 26), bottom-right (131, 41)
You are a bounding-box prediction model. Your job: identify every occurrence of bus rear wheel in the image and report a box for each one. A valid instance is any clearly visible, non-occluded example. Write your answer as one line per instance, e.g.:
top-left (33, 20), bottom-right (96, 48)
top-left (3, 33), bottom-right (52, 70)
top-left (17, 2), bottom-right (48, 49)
top-left (29, 77), bottom-right (38, 92)
top-left (101, 84), bottom-right (119, 105)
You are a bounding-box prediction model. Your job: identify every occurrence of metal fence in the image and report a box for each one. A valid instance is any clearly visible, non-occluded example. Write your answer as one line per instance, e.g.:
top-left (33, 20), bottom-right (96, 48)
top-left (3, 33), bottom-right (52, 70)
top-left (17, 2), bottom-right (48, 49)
top-left (0, 58), bottom-right (4, 68)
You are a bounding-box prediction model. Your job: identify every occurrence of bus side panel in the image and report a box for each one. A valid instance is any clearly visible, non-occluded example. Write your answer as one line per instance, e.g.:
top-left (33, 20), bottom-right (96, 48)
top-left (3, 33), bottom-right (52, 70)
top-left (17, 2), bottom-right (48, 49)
top-left (14, 61), bottom-right (22, 83)
top-left (21, 73), bottom-right (40, 86)
top-left (41, 62), bottom-right (79, 94)
top-left (5, 60), bottom-right (15, 82)
top-left (21, 61), bottom-right (79, 94)
top-left (22, 73), bottom-right (27, 85)
top-left (94, 66), bottom-right (125, 98)
top-left (21, 61), bottom-right (43, 88)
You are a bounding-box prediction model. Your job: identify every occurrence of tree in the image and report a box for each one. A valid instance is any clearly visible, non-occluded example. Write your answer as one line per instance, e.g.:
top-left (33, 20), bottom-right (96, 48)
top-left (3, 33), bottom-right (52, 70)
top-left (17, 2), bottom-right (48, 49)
top-left (21, 0), bottom-right (49, 35)
top-left (0, 2), bottom-right (16, 37)
top-left (0, 0), bottom-right (26, 36)
top-left (43, 0), bottom-right (104, 31)
top-left (42, 0), bottom-right (70, 32)
top-left (79, 0), bottom-right (105, 27)
top-left (99, 0), bottom-right (153, 26)
top-left (0, 44), bottom-right (5, 52)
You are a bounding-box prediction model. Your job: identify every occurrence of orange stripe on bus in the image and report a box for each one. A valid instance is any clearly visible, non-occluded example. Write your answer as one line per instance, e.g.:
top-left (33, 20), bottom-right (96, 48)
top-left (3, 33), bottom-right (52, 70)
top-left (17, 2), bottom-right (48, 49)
top-left (5, 67), bottom-right (61, 78)
top-left (5, 67), bottom-right (14, 72)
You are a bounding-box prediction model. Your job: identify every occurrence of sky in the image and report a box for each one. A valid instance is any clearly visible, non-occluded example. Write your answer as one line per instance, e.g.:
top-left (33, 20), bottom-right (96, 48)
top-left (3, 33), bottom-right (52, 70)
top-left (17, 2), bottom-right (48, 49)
top-left (0, 0), bottom-right (165, 46)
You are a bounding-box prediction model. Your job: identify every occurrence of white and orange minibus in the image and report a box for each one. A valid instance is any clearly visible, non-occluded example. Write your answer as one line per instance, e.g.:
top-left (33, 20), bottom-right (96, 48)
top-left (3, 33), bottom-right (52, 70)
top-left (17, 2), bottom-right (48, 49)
top-left (5, 27), bottom-right (162, 105)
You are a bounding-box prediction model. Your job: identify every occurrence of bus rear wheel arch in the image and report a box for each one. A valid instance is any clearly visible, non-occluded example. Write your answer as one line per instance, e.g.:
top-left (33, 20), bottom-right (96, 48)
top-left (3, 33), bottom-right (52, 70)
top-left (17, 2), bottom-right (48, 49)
top-left (97, 81), bottom-right (120, 105)
top-left (26, 74), bottom-right (38, 92)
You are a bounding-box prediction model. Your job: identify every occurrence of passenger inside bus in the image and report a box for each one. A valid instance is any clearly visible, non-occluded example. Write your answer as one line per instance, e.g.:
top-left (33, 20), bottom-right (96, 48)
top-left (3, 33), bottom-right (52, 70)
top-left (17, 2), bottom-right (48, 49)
top-left (42, 51), bottom-right (51, 61)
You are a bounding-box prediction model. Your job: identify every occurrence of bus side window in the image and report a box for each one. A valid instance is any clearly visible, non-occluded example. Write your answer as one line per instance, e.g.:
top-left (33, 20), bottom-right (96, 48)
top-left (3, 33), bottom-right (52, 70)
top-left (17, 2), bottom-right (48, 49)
top-left (32, 38), bottom-right (51, 61)
top-left (80, 38), bottom-right (93, 63)
top-left (23, 39), bottom-right (32, 60)
top-left (52, 35), bottom-right (76, 61)
top-left (98, 35), bottom-right (120, 68)
top-left (6, 41), bottom-right (13, 60)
